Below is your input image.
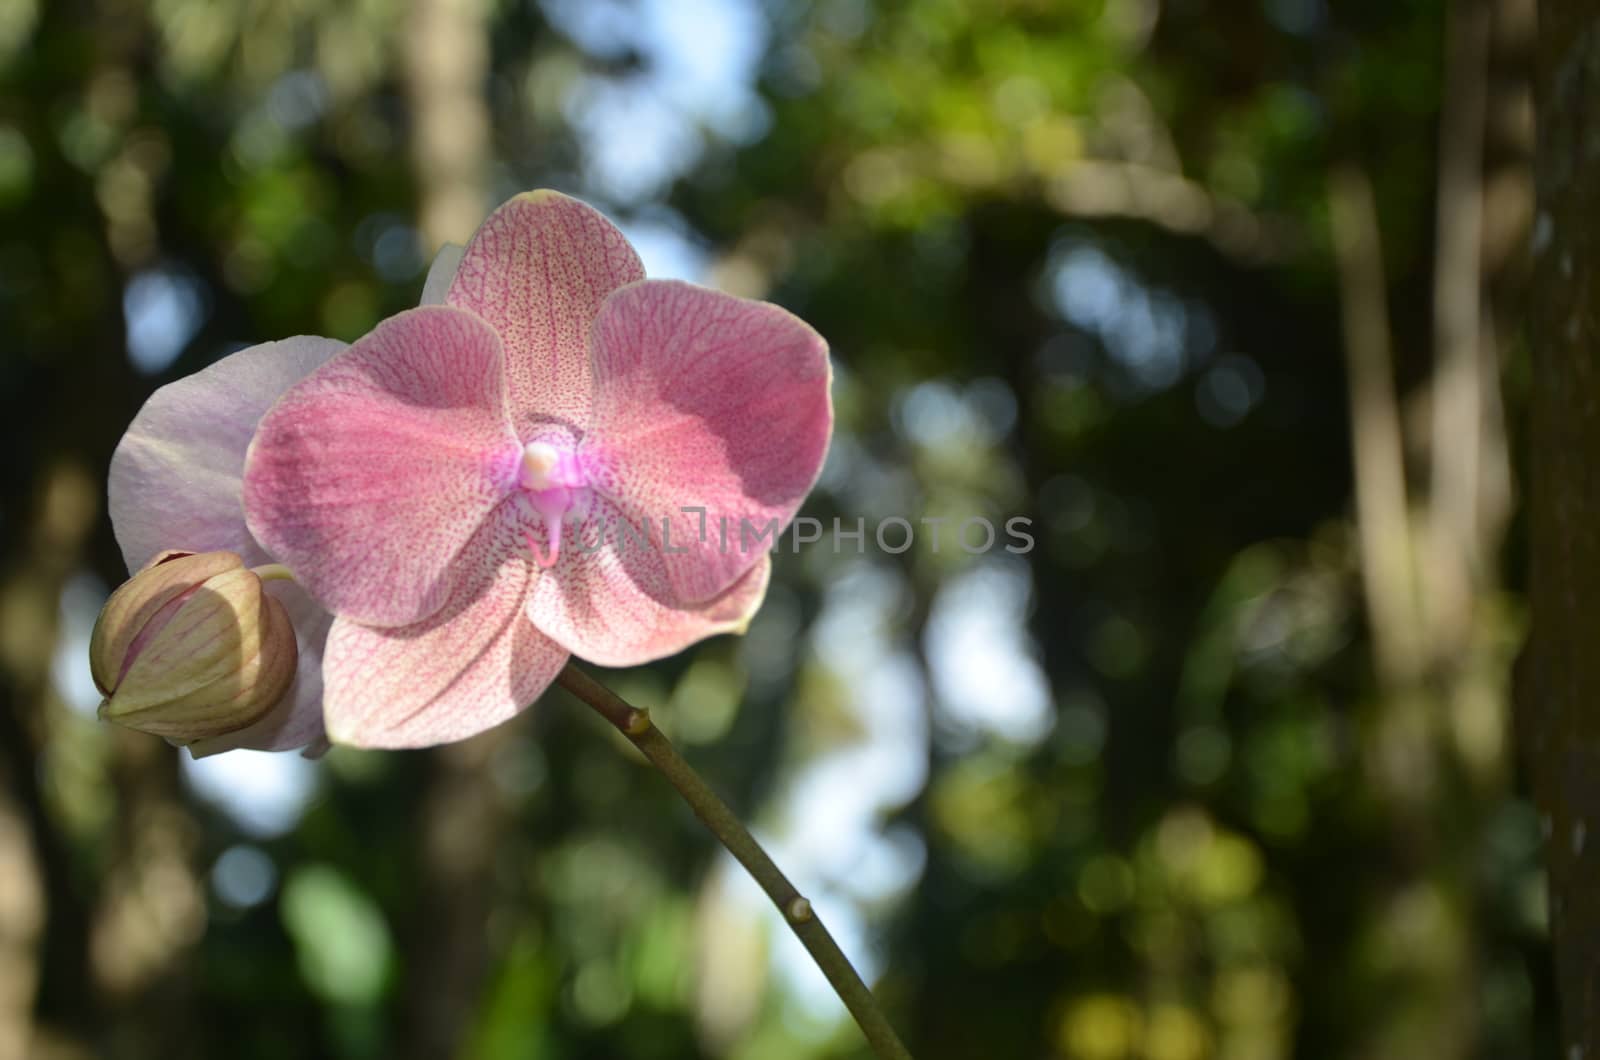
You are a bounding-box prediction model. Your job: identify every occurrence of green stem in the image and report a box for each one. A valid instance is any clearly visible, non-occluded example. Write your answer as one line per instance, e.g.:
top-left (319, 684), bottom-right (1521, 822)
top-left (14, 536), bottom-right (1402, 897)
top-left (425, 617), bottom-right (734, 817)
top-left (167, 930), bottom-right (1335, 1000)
top-left (555, 663), bottom-right (914, 1060)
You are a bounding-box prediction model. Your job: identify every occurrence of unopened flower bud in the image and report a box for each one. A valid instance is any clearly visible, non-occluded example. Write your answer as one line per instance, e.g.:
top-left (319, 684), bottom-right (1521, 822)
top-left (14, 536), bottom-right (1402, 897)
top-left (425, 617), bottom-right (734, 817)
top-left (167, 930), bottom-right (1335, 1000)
top-left (89, 550), bottom-right (298, 743)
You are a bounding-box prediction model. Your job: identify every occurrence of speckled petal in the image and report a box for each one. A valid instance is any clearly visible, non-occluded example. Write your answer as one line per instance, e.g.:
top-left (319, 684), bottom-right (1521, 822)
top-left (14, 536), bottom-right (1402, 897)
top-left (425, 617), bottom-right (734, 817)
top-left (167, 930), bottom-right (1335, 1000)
top-left (109, 336), bottom-right (345, 572)
top-left (584, 279), bottom-right (831, 603)
top-left (322, 514), bottom-right (567, 748)
top-left (446, 190), bottom-right (644, 434)
top-left (243, 306), bottom-right (521, 628)
top-left (527, 494), bottom-right (771, 667)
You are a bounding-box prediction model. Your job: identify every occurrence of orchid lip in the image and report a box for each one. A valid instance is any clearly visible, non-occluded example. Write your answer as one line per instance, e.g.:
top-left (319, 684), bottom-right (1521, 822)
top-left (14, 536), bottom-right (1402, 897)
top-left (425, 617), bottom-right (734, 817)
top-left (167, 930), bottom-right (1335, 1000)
top-left (517, 441), bottom-right (586, 568)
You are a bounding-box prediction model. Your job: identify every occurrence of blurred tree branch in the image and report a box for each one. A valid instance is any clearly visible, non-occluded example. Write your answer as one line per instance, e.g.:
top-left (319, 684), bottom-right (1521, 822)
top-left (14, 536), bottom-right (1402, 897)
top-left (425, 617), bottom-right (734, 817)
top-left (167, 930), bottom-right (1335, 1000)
top-left (400, 733), bottom-right (516, 1060)
top-left (1428, 0), bottom-right (1493, 662)
top-left (405, 0), bottom-right (490, 249)
top-left (1044, 160), bottom-right (1301, 264)
top-left (1328, 164), bottom-right (1423, 690)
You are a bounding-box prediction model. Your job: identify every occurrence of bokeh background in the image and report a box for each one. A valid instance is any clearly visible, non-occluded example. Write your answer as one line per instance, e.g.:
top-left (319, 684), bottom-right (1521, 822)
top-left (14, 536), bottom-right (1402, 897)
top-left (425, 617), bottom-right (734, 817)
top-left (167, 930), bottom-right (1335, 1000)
top-left (0, 0), bottom-right (1549, 1057)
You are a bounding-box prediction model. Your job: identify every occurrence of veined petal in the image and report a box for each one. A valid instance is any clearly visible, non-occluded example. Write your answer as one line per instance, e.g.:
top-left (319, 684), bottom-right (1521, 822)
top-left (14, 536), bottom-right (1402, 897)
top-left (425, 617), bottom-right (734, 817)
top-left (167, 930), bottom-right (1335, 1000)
top-left (420, 242), bottom-right (465, 306)
top-left (187, 581), bottom-right (332, 757)
top-left (322, 516), bottom-right (566, 748)
top-left (585, 280), bottom-right (831, 603)
top-left (243, 306), bottom-right (521, 628)
top-left (109, 336), bottom-right (345, 571)
top-left (446, 190), bottom-right (644, 434)
top-left (527, 495), bottom-right (771, 667)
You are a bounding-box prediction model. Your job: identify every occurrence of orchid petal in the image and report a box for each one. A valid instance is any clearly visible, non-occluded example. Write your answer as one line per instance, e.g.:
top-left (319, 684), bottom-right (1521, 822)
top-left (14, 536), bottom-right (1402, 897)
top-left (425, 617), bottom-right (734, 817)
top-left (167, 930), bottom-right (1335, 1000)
top-left (420, 242), bottom-right (465, 306)
top-left (446, 190), bottom-right (643, 434)
top-left (109, 336), bottom-right (344, 572)
top-left (527, 495), bottom-right (771, 667)
top-left (243, 305), bottom-right (521, 627)
top-left (322, 517), bottom-right (566, 748)
top-left (585, 280), bottom-right (831, 603)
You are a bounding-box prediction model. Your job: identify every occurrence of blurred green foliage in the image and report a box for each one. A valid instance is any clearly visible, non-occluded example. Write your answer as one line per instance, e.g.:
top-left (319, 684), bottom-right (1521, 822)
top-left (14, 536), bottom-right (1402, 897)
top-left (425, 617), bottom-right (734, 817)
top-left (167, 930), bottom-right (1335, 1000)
top-left (0, 0), bottom-right (1549, 1058)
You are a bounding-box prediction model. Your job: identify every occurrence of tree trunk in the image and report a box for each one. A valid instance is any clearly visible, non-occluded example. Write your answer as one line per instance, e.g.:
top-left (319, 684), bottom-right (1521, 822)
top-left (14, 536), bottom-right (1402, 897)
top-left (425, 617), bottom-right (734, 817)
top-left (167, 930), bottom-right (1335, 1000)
top-left (1527, 2), bottom-right (1600, 1053)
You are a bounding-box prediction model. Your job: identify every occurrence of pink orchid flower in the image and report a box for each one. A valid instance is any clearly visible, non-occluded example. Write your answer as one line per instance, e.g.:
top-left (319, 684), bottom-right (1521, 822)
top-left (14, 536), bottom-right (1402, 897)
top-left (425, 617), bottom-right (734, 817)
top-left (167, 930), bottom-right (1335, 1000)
top-left (236, 191), bottom-right (832, 748)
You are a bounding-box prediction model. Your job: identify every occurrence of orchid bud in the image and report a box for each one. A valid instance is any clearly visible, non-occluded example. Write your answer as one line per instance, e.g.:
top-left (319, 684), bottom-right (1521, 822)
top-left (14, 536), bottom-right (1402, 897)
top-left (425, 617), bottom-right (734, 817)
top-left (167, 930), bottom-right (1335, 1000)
top-left (89, 550), bottom-right (297, 743)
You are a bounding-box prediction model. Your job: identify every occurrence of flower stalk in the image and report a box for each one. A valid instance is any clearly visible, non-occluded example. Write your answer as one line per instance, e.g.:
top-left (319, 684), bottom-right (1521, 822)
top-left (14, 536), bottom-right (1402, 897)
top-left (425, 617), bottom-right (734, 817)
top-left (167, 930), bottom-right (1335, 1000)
top-left (555, 663), bottom-right (913, 1060)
